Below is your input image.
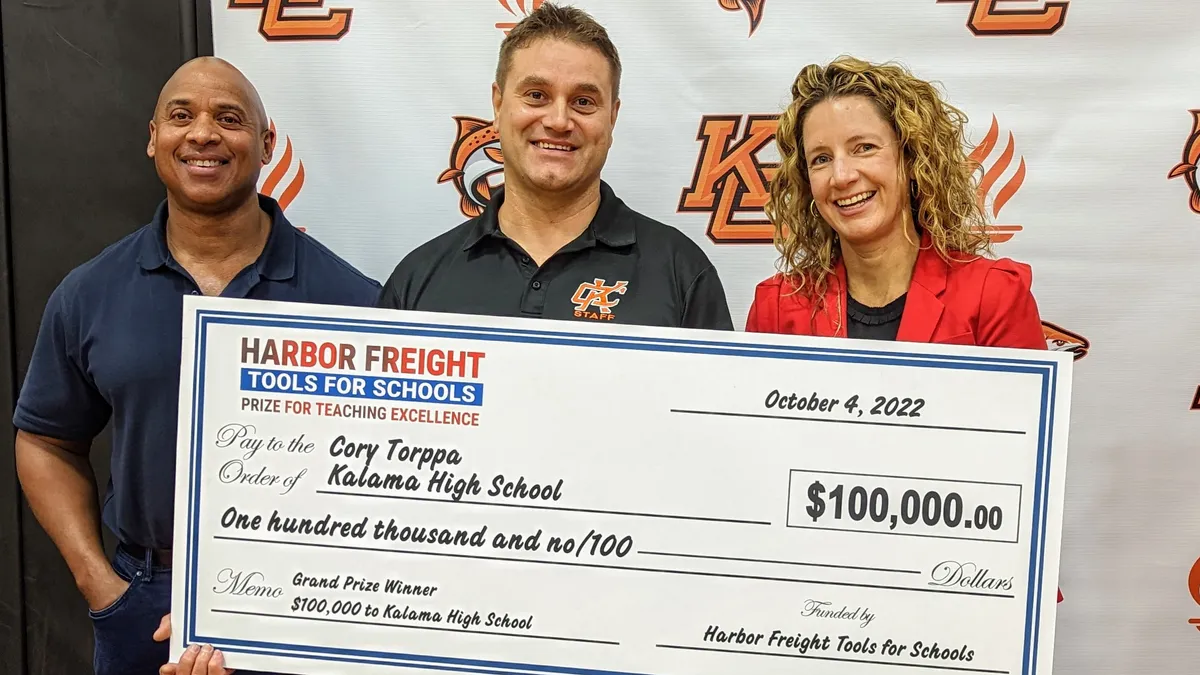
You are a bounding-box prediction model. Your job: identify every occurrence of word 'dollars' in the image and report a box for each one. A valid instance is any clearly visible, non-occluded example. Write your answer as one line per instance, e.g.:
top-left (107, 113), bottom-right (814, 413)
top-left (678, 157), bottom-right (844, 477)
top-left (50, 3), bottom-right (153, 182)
top-left (241, 337), bottom-right (486, 378)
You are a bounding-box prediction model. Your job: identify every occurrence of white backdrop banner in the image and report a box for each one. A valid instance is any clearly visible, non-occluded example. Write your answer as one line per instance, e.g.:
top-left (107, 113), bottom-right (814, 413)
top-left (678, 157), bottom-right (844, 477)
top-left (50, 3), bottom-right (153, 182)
top-left (209, 1), bottom-right (1200, 672)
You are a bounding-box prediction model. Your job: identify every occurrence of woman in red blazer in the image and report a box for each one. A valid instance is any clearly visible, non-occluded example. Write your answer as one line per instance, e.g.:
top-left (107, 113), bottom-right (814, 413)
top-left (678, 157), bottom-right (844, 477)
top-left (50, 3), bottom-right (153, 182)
top-left (747, 57), bottom-right (1060, 605)
top-left (745, 56), bottom-right (1046, 351)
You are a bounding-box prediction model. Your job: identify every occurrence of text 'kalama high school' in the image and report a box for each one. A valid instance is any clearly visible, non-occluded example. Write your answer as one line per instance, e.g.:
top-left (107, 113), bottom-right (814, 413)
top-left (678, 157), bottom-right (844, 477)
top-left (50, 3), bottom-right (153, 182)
top-left (240, 337), bottom-right (486, 379)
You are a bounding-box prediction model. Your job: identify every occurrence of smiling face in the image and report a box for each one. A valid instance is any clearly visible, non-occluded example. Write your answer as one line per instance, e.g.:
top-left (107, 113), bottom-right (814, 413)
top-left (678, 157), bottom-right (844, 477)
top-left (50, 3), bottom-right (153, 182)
top-left (801, 95), bottom-right (912, 248)
top-left (491, 37), bottom-right (619, 197)
top-left (147, 59), bottom-right (274, 214)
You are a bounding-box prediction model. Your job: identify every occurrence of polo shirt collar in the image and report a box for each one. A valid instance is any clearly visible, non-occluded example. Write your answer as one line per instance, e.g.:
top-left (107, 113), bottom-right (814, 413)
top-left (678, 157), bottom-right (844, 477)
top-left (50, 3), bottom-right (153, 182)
top-left (137, 194), bottom-right (297, 281)
top-left (462, 180), bottom-right (638, 251)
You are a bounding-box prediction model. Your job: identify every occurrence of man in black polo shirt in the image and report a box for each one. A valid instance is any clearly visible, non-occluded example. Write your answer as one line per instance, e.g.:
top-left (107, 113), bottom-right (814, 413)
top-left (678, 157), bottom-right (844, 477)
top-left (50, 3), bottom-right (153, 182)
top-left (377, 3), bottom-right (733, 332)
top-left (12, 57), bottom-right (379, 675)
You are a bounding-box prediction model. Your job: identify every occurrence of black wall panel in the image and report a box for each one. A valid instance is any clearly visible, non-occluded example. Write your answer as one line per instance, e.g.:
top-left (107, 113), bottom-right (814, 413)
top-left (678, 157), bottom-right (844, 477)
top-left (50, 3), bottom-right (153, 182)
top-left (196, 0), bottom-right (214, 57)
top-left (0, 5), bottom-right (26, 673)
top-left (0, 0), bottom-right (198, 672)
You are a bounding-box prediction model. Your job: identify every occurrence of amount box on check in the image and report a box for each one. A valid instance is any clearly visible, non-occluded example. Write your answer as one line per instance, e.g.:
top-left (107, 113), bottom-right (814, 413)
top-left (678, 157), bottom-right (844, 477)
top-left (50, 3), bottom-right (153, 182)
top-left (785, 469), bottom-right (1023, 544)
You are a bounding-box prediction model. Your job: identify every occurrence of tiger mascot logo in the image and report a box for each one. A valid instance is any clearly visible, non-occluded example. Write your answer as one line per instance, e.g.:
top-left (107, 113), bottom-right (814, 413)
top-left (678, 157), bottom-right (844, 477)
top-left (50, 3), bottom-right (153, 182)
top-left (718, 0), bottom-right (766, 35)
top-left (1041, 321), bottom-right (1089, 361)
top-left (1168, 109), bottom-right (1200, 214)
top-left (438, 116), bottom-right (505, 218)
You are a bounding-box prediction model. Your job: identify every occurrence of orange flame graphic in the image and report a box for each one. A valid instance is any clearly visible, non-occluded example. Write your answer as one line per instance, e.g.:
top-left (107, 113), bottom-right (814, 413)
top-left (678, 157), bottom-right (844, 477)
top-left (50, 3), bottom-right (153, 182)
top-left (260, 119), bottom-right (306, 228)
top-left (497, 0), bottom-right (544, 33)
top-left (967, 115), bottom-right (1026, 244)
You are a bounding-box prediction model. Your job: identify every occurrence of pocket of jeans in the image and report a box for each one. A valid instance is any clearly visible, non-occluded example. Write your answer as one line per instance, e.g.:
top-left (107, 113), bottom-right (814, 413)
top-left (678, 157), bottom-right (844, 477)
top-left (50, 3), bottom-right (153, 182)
top-left (88, 570), bottom-right (141, 621)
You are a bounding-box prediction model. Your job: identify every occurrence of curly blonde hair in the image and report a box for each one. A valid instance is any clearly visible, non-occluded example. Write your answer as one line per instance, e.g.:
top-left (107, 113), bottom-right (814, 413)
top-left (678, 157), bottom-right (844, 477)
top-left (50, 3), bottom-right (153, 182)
top-left (766, 56), bottom-right (992, 300)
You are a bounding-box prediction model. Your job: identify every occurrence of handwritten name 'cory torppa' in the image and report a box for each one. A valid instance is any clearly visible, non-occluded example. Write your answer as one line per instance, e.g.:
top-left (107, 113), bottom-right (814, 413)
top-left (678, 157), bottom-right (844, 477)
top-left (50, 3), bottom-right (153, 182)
top-left (240, 338), bottom-right (486, 378)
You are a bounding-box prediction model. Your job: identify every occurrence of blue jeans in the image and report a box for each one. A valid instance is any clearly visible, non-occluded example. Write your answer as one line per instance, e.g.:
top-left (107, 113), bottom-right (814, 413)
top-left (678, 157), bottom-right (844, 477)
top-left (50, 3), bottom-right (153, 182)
top-left (91, 544), bottom-right (276, 675)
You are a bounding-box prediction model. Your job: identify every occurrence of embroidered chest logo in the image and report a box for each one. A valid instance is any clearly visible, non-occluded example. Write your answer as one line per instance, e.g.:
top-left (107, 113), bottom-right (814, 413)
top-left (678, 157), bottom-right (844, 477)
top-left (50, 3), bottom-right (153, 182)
top-left (571, 279), bottom-right (628, 321)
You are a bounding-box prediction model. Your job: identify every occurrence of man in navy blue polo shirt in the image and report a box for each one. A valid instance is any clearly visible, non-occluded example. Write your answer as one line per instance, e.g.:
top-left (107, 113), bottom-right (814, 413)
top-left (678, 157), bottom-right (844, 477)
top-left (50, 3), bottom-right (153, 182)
top-left (12, 56), bottom-right (380, 675)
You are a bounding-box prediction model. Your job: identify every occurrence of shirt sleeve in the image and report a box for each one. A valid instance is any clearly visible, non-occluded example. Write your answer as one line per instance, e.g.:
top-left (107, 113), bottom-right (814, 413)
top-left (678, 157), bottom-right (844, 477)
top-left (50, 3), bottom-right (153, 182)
top-left (681, 265), bottom-right (734, 331)
top-left (353, 278), bottom-right (384, 308)
top-left (376, 266), bottom-right (409, 310)
top-left (977, 260), bottom-right (1046, 350)
top-left (12, 281), bottom-right (112, 447)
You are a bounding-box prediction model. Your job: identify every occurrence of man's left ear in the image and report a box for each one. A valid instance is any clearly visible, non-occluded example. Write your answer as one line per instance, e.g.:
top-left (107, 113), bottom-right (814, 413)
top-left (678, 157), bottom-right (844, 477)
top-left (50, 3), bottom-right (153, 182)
top-left (261, 127), bottom-right (276, 166)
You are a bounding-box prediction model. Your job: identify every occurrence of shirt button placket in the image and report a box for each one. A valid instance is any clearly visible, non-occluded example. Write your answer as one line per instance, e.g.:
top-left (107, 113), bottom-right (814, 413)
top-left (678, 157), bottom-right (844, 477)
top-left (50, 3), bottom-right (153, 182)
top-left (522, 277), bottom-right (546, 315)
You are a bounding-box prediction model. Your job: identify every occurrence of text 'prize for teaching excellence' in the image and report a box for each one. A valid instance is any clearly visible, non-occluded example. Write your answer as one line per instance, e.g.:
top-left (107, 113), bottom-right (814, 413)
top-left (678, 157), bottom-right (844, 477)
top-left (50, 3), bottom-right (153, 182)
top-left (169, 295), bottom-right (1073, 675)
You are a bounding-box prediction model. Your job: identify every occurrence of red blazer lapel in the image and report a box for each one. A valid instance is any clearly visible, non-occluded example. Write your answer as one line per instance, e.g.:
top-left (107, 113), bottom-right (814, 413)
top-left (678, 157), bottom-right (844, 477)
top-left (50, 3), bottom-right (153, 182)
top-left (821, 236), bottom-right (973, 343)
top-left (896, 240), bottom-right (948, 343)
top-left (814, 262), bottom-right (848, 337)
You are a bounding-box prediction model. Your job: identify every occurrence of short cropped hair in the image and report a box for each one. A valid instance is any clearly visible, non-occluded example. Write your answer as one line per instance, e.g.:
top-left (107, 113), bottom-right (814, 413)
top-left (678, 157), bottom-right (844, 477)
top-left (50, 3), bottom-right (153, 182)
top-left (495, 2), bottom-right (622, 100)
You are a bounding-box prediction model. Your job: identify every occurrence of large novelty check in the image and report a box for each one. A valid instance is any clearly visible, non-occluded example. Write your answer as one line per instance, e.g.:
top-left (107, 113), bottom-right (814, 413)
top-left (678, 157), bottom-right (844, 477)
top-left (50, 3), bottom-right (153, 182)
top-left (170, 296), bottom-right (1072, 675)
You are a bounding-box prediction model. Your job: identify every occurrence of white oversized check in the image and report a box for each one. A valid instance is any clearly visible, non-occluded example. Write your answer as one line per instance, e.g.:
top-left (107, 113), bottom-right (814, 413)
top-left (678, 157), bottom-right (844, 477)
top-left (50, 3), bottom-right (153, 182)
top-left (170, 295), bottom-right (1072, 675)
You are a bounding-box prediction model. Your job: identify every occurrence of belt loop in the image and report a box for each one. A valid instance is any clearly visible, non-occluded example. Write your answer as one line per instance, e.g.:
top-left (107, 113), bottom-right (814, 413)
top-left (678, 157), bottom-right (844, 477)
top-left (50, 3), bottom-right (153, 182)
top-left (142, 546), bottom-right (154, 581)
